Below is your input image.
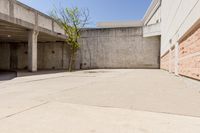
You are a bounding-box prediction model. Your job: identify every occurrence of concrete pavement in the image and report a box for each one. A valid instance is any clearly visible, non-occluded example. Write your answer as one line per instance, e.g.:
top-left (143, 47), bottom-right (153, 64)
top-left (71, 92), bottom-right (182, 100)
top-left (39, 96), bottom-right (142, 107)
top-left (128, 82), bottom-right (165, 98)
top-left (0, 69), bottom-right (200, 132)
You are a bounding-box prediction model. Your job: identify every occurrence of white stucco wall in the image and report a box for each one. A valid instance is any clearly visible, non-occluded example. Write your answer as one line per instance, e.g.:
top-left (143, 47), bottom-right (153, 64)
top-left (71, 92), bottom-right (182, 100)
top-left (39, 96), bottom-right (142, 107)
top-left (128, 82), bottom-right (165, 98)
top-left (161, 0), bottom-right (200, 55)
top-left (145, 6), bottom-right (161, 26)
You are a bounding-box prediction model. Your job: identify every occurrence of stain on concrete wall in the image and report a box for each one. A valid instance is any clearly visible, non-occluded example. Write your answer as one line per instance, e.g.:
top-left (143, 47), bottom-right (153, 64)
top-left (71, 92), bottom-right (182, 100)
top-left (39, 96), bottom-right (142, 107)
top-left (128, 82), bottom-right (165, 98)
top-left (0, 27), bottom-right (160, 71)
top-left (0, 43), bottom-right (10, 70)
top-left (38, 42), bottom-right (69, 70)
top-left (79, 27), bottom-right (160, 69)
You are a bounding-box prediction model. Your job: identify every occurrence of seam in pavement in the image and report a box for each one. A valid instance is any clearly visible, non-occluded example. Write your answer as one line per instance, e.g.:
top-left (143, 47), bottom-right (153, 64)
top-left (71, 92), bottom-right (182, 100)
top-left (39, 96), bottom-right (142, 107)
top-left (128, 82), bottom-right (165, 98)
top-left (0, 102), bottom-right (49, 121)
top-left (20, 75), bottom-right (96, 83)
top-left (0, 70), bottom-right (130, 90)
top-left (0, 75), bottom-right (96, 90)
top-left (47, 72), bottom-right (131, 95)
top-left (57, 101), bottom-right (200, 119)
top-left (1, 70), bottom-right (129, 88)
top-left (35, 71), bottom-right (132, 98)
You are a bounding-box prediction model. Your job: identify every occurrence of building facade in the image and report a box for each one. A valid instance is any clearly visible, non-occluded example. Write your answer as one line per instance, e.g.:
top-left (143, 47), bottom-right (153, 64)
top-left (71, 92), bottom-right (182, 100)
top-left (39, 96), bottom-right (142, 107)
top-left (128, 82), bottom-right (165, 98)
top-left (160, 0), bottom-right (200, 80)
top-left (100, 0), bottom-right (200, 80)
top-left (132, 0), bottom-right (200, 80)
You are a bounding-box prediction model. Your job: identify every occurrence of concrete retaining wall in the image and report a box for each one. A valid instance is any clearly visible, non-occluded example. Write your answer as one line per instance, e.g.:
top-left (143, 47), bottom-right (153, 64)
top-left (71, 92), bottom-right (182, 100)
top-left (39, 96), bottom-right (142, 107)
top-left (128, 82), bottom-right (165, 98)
top-left (79, 27), bottom-right (160, 69)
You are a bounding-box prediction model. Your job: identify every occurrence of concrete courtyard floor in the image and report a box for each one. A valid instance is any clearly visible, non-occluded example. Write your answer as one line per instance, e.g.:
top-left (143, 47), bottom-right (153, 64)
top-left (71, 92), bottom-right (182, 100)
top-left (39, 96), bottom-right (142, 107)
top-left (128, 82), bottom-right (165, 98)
top-left (0, 69), bottom-right (200, 133)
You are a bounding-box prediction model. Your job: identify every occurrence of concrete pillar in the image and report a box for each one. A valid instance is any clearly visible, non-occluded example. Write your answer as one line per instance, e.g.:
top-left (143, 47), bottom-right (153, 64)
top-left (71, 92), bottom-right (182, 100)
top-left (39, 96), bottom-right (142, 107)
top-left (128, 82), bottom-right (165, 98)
top-left (175, 42), bottom-right (179, 76)
top-left (28, 30), bottom-right (39, 72)
top-left (169, 48), bottom-right (172, 73)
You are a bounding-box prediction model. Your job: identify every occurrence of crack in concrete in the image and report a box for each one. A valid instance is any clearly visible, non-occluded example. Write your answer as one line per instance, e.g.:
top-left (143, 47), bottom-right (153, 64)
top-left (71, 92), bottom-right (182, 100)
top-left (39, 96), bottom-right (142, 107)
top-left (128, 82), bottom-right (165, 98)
top-left (57, 101), bottom-right (200, 119)
top-left (0, 101), bottom-right (49, 121)
top-left (0, 75), bottom-right (96, 90)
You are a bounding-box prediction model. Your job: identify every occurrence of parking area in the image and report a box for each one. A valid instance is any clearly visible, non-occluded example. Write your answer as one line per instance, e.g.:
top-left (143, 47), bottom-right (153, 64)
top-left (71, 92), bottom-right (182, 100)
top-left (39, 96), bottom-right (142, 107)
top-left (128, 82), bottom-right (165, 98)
top-left (0, 69), bottom-right (200, 132)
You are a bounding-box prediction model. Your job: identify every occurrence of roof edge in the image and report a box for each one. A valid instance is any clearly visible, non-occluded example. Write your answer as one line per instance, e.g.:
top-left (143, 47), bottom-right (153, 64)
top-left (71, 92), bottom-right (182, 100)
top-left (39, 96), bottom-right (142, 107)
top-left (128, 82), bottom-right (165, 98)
top-left (96, 20), bottom-right (143, 28)
top-left (142, 0), bottom-right (161, 24)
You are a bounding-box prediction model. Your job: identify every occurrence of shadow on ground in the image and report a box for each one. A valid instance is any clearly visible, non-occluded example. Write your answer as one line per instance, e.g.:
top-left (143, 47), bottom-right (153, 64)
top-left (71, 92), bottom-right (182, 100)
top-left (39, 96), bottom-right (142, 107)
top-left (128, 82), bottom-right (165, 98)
top-left (0, 71), bottom-right (17, 81)
top-left (17, 70), bottom-right (69, 77)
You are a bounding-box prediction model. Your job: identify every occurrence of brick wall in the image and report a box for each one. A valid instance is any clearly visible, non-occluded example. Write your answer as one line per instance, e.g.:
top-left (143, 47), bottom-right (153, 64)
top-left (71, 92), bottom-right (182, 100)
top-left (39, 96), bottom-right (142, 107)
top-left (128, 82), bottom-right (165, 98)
top-left (179, 27), bottom-right (200, 80)
top-left (161, 51), bottom-right (170, 71)
top-left (170, 48), bottom-right (175, 73)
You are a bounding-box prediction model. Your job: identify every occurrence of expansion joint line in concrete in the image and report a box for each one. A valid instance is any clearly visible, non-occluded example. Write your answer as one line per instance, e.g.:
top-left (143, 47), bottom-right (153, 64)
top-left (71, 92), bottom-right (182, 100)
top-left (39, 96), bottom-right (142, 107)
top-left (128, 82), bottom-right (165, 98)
top-left (62, 102), bottom-right (200, 119)
top-left (0, 102), bottom-right (49, 121)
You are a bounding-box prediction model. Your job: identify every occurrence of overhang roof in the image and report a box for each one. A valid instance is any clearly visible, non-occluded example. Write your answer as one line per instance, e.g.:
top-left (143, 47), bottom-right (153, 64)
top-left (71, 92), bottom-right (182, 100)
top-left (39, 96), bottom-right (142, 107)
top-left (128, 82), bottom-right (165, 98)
top-left (0, 20), bottom-right (65, 42)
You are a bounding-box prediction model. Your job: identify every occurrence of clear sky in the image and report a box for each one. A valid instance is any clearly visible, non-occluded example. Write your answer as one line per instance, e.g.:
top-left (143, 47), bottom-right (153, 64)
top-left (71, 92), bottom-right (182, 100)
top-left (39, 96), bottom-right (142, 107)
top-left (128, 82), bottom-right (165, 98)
top-left (17, 0), bottom-right (152, 27)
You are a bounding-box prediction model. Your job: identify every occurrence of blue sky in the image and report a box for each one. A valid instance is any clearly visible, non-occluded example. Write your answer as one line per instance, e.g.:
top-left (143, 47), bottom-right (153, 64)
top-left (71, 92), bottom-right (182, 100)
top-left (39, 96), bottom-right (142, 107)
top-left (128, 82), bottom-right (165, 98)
top-left (18, 0), bottom-right (152, 27)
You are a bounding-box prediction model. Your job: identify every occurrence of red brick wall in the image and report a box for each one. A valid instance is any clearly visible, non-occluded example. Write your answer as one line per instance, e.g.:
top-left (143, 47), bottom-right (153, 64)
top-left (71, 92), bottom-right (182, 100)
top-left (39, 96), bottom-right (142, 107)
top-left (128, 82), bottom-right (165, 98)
top-left (179, 27), bottom-right (200, 80)
top-left (161, 51), bottom-right (170, 71)
top-left (171, 48), bottom-right (175, 73)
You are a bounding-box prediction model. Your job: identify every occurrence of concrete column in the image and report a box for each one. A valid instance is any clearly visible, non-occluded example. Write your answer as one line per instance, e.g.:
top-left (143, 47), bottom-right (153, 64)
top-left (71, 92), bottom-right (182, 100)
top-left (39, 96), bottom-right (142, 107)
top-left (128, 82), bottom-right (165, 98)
top-left (169, 48), bottom-right (172, 73)
top-left (28, 30), bottom-right (39, 72)
top-left (175, 42), bottom-right (179, 76)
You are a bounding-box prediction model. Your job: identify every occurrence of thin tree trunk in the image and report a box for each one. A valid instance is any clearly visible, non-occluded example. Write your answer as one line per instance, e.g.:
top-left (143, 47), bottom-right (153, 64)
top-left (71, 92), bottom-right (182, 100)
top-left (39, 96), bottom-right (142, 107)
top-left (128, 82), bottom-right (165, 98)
top-left (68, 53), bottom-right (73, 72)
top-left (68, 50), bottom-right (76, 72)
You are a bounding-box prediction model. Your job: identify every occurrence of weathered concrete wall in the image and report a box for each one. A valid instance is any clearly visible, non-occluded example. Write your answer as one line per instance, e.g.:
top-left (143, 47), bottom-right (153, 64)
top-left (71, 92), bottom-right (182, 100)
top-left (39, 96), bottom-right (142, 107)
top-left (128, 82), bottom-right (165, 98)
top-left (38, 42), bottom-right (69, 70)
top-left (0, 43), bottom-right (10, 70)
top-left (0, 27), bottom-right (160, 71)
top-left (0, 0), bottom-right (9, 15)
top-left (0, 0), bottom-right (65, 37)
top-left (0, 42), bottom-right (70, 70)
top-left (79, 27), bottom-right (160, 69)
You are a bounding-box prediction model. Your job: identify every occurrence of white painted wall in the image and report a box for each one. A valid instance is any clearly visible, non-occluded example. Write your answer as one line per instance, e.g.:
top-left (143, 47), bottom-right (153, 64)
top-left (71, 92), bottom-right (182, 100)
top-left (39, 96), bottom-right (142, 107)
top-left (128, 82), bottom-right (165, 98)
top-left (145, 6), bottom-right (161, 26)
top-left (161, 0), bottom-right (200, 55)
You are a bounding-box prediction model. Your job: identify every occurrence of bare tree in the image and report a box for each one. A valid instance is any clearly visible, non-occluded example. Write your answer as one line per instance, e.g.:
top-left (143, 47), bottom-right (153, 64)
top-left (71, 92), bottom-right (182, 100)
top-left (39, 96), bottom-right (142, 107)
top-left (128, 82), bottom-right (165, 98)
top-left (50, 7), bottom-right (89, 72)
